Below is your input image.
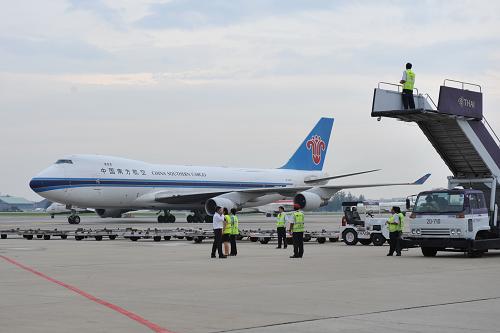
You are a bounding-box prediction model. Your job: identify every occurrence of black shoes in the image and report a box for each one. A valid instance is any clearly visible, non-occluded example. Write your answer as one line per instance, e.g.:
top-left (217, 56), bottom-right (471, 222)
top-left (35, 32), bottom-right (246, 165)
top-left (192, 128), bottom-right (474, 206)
top-left (276, 247), bottom-right (281, 249)
top-left (211, 255), bottom-right (216, 258)
top-left (396, 253), bottom-right (401, 256)
top-left (387, 253), bottom-right (393, 256)
top-left (219, 255), bottom-right (227, 259)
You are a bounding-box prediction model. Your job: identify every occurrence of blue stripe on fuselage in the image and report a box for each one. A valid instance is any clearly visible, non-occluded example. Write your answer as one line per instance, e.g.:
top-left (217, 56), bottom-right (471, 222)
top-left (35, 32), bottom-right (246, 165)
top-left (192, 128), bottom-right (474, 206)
top-left (29, 178), bottom-right (292, 193)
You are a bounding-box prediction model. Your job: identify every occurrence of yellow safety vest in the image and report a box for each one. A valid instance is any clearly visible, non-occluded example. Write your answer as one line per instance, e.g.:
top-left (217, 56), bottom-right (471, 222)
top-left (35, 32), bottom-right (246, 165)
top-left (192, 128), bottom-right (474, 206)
top-left (403, 69), bottom-right (415, 91)
top-left (276, 212), bottom-right (286, 227)
top-left (387, 215), bottom-right (399, 233)
top-left (398, 212), bottom-right (405, 232)
top-left (230, 215), bottom-right (239, 235)
top-left (292, 211), bottom-right (304, 232)
top-left (223, 215), bottom-right (232, 234)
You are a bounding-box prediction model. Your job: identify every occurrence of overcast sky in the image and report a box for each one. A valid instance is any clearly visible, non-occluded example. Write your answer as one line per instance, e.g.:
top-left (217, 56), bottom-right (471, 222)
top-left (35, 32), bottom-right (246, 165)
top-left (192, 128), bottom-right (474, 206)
top-left (1, 0), bottom-right (500, 201)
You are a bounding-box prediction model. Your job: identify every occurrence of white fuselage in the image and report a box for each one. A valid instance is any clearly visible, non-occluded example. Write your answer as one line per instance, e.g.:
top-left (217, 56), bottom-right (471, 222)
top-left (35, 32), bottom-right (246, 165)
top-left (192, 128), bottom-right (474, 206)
top-left (30, 155), bottom-right (325, 211)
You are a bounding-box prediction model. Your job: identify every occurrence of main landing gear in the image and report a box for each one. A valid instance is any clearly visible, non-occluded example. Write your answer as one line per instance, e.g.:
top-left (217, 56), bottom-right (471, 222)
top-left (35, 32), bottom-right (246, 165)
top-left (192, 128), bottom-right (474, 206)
top-left (158, 210), bottom-right (176, 223)
top-left (186, 210), bottom-right (211, 223)
top-left (68, 210), bottom-right (81, 224)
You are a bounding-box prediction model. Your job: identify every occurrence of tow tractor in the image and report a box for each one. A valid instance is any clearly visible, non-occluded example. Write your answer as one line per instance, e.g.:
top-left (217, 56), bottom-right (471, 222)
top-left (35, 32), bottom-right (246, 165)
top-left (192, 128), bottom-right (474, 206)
top-left (339, 202), bottom-right (389, 246)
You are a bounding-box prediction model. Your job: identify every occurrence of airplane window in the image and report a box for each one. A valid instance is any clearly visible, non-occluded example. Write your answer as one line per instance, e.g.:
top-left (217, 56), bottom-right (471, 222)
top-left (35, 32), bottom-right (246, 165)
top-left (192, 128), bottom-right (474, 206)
top-left (55, 159), bottom-right (73, 164)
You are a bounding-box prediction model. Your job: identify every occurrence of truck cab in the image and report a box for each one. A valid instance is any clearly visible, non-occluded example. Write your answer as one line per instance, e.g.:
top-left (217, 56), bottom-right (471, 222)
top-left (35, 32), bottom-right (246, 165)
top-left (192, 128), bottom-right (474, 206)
top-left (407, 188), bottom-right (496, 256)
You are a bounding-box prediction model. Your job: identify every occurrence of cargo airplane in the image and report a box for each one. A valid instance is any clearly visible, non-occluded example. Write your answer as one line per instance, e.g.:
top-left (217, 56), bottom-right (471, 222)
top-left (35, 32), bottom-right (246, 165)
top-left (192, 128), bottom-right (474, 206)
top-left (29, 118), bottom-right (430, 224)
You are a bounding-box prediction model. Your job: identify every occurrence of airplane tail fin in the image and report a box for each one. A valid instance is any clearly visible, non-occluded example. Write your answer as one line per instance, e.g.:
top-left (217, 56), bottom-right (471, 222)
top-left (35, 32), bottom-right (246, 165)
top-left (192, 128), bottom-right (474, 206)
top-left (280, 117), bottom-right (334, 171)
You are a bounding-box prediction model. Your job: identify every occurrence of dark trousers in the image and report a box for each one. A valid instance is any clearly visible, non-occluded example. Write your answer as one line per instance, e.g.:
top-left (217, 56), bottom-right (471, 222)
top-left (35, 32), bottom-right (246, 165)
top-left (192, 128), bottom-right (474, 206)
top-left (230, 235), bottom-right (237, 255)
top-left (277, 227), bottom-right (287, 248)
top-left (402, 89), bottom-right (415, 109)
top-left (292, 232), bottom-right (304, 258)
top-left (211, 228), bottom-right (223, 257)
top-left (388, 231), bottom-right (402, 255)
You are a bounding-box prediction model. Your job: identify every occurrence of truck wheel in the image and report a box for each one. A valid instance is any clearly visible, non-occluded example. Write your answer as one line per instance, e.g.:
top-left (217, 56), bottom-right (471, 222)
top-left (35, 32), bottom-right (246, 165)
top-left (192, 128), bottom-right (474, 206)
top-left (342, 229), bottom-right (358, 246)
top-left (359, 239), bottom-right (372, 246)
top-left (371, 233), bottom-right (386, 246)
top-left (421, 247), bottom-right (438, 257)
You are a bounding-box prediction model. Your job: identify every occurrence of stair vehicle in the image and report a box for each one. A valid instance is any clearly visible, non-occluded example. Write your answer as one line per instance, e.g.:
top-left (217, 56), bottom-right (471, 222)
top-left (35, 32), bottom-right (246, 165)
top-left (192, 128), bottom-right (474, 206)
top-left (340, 202), bottom-right (389, 246)
top-left (372, 79), bottom-right (500, 257)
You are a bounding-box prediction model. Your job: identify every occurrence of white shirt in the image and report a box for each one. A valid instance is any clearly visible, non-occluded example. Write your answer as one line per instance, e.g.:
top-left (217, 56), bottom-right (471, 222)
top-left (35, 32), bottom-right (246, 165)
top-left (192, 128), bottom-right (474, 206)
top-left (213, 212), bottom-right (224, 229)
top-left (392, 213), bottom-right (400, 224)
top-left (401, 71), bottom-right (407, 82)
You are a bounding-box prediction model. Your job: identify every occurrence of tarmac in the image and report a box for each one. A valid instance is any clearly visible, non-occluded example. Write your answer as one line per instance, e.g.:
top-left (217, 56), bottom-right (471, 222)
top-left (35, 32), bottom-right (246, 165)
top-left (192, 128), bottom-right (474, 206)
top-left (2, 213), bottom-right (500, 333)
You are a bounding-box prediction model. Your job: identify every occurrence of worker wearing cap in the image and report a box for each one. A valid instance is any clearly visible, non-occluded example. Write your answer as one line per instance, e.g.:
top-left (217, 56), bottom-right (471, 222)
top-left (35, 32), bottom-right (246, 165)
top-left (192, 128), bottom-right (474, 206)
top-left (289, 204), bottom-right (305, 258)
top-left (229, 208), bottom-right (239, 256)
top-left (386, 206), bottom-right (402, 256)
top-left (275, 206), bottom-right (288, 249)
top-left (400, 62), bottom-right (416, 109)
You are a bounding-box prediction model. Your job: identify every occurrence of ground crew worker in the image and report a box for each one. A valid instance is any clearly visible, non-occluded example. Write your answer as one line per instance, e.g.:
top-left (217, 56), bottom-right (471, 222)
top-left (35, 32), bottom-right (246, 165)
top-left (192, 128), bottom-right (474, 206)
top-left (211, 206), bottom-right (226, 258)
top-left (386, 206), bottom-right (402, 256)
top-left (229, 208), bottom-right (239, 256)
top-left (222, 207), bottom-right (231, 256)
top-left (289, 204), bottom-right (305, 258)
top-left (400, 62), bottom-right (416, 109)
top-left (275, 206), bottom-right (287, 249)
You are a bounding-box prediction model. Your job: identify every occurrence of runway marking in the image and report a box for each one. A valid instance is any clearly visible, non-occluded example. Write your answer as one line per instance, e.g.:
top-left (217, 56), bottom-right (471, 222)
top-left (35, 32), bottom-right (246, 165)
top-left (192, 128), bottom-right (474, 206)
top-left (0, 255), bottom-right (175, 333)
top-left (211, 295), bottom-right (500, 332)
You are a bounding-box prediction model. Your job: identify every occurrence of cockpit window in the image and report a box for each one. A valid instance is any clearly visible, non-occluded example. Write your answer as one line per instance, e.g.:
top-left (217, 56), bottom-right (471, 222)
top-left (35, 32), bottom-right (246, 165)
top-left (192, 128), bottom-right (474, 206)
top-left (55, 159), bottom-right (73, 164)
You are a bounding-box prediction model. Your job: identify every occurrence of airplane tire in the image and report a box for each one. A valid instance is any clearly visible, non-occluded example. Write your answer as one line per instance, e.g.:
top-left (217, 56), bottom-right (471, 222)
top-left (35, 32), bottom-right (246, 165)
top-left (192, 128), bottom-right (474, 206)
top-left (95, 236), bottom-right (103, 241)
top-left (186, 215), bottom-right (193, 223)
top-left (163, 236), bottom-right (171, 240)
top-left (1, 234), bottom-right (6, 239)
top-left (43, 235), bottom-right (51, 240)
top-left (158, 215), bottom-right (165, 223)
top-left (317, 237), bottom-right (326, 244)
top-left (25, 235), bottom-right (33, 240)
top-left (60, 235), bottom-right (68, 240)
top-left (185, 236), bottom-right (194, 241)
top-left (130, 236), bottom-right (139, 241)
top-left (109, 235), bottom-right (117, 240)
top-left (153, 236), bottom-right (161, 242)
top-left (194, 236), bottom-right (204, 243)
top-left (168, 215), bottom-right (176, 223)
top-left (68, 216), bottom-right (74, 224)
top-left (204, 215), bottom-right (213, 223)
top-left (73, 216), bottom-right (81, 224)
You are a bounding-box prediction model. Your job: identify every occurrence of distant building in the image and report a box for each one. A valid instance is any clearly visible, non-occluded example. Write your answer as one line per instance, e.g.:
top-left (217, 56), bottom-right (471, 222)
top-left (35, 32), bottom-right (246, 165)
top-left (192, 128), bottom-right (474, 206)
top-left (0, 195), bottom-right (35, 212)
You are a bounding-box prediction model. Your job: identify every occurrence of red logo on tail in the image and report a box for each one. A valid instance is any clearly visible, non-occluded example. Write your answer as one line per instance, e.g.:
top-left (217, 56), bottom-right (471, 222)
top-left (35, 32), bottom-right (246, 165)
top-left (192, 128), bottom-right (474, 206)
top-left (306, 135), bottom-right (326, 165)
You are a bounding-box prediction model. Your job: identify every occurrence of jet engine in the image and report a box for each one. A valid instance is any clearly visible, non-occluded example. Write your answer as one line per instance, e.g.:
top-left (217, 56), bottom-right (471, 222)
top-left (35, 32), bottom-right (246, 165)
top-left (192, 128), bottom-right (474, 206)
top-left (95, 209), bottom-right (130, 218)
top-left (294, 192), bottom-right (328, 210)
top-left (205, 197), bottom-right (238, 215)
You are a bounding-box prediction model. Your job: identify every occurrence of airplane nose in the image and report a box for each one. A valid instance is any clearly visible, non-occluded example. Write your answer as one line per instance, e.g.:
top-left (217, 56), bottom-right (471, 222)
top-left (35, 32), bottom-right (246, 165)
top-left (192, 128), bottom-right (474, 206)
top-left (29, 178), bottom-right (42, 193)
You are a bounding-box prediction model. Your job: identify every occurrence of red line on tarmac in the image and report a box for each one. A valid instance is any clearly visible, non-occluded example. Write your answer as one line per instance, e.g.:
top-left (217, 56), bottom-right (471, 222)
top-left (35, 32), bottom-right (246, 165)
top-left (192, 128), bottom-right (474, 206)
top-left (0, 255), bottom-right (175, 333)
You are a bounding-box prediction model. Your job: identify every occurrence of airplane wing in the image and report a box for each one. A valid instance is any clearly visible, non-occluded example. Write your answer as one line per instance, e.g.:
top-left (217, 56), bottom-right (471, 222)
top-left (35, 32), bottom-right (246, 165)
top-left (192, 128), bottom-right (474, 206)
top-left (319, 173), bottom-right (431, 190)
top-left (304, 169), bottom-right (381, 184)
top-left (153, 186), bottom-right (312, 204)
top-left (151, 174), bottom-right (430, 205)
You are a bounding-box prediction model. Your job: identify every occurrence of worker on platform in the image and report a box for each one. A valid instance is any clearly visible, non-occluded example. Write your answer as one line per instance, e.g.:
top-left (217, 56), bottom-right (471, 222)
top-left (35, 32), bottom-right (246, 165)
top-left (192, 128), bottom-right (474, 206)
top-left (386, 206), bottom-right (402, 256)
top-left (222, 207), bottom-right (231, 256)
top-left (229, 208), bottom-right (239, 256)
top-left (275, 206), bottom-right (288, 249)
top-left (400, 62), bottom-right (416, 110)
top-left (289, 204), bottom-right (305, 258)
top-left (211, 206), bottom-right (226, 258)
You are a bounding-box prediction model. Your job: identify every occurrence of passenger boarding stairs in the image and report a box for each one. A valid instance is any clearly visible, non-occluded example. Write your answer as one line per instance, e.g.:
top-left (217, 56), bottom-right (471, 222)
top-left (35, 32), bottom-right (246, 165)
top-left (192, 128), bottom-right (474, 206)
top-left (372, 80), bottom-right (500, 225)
